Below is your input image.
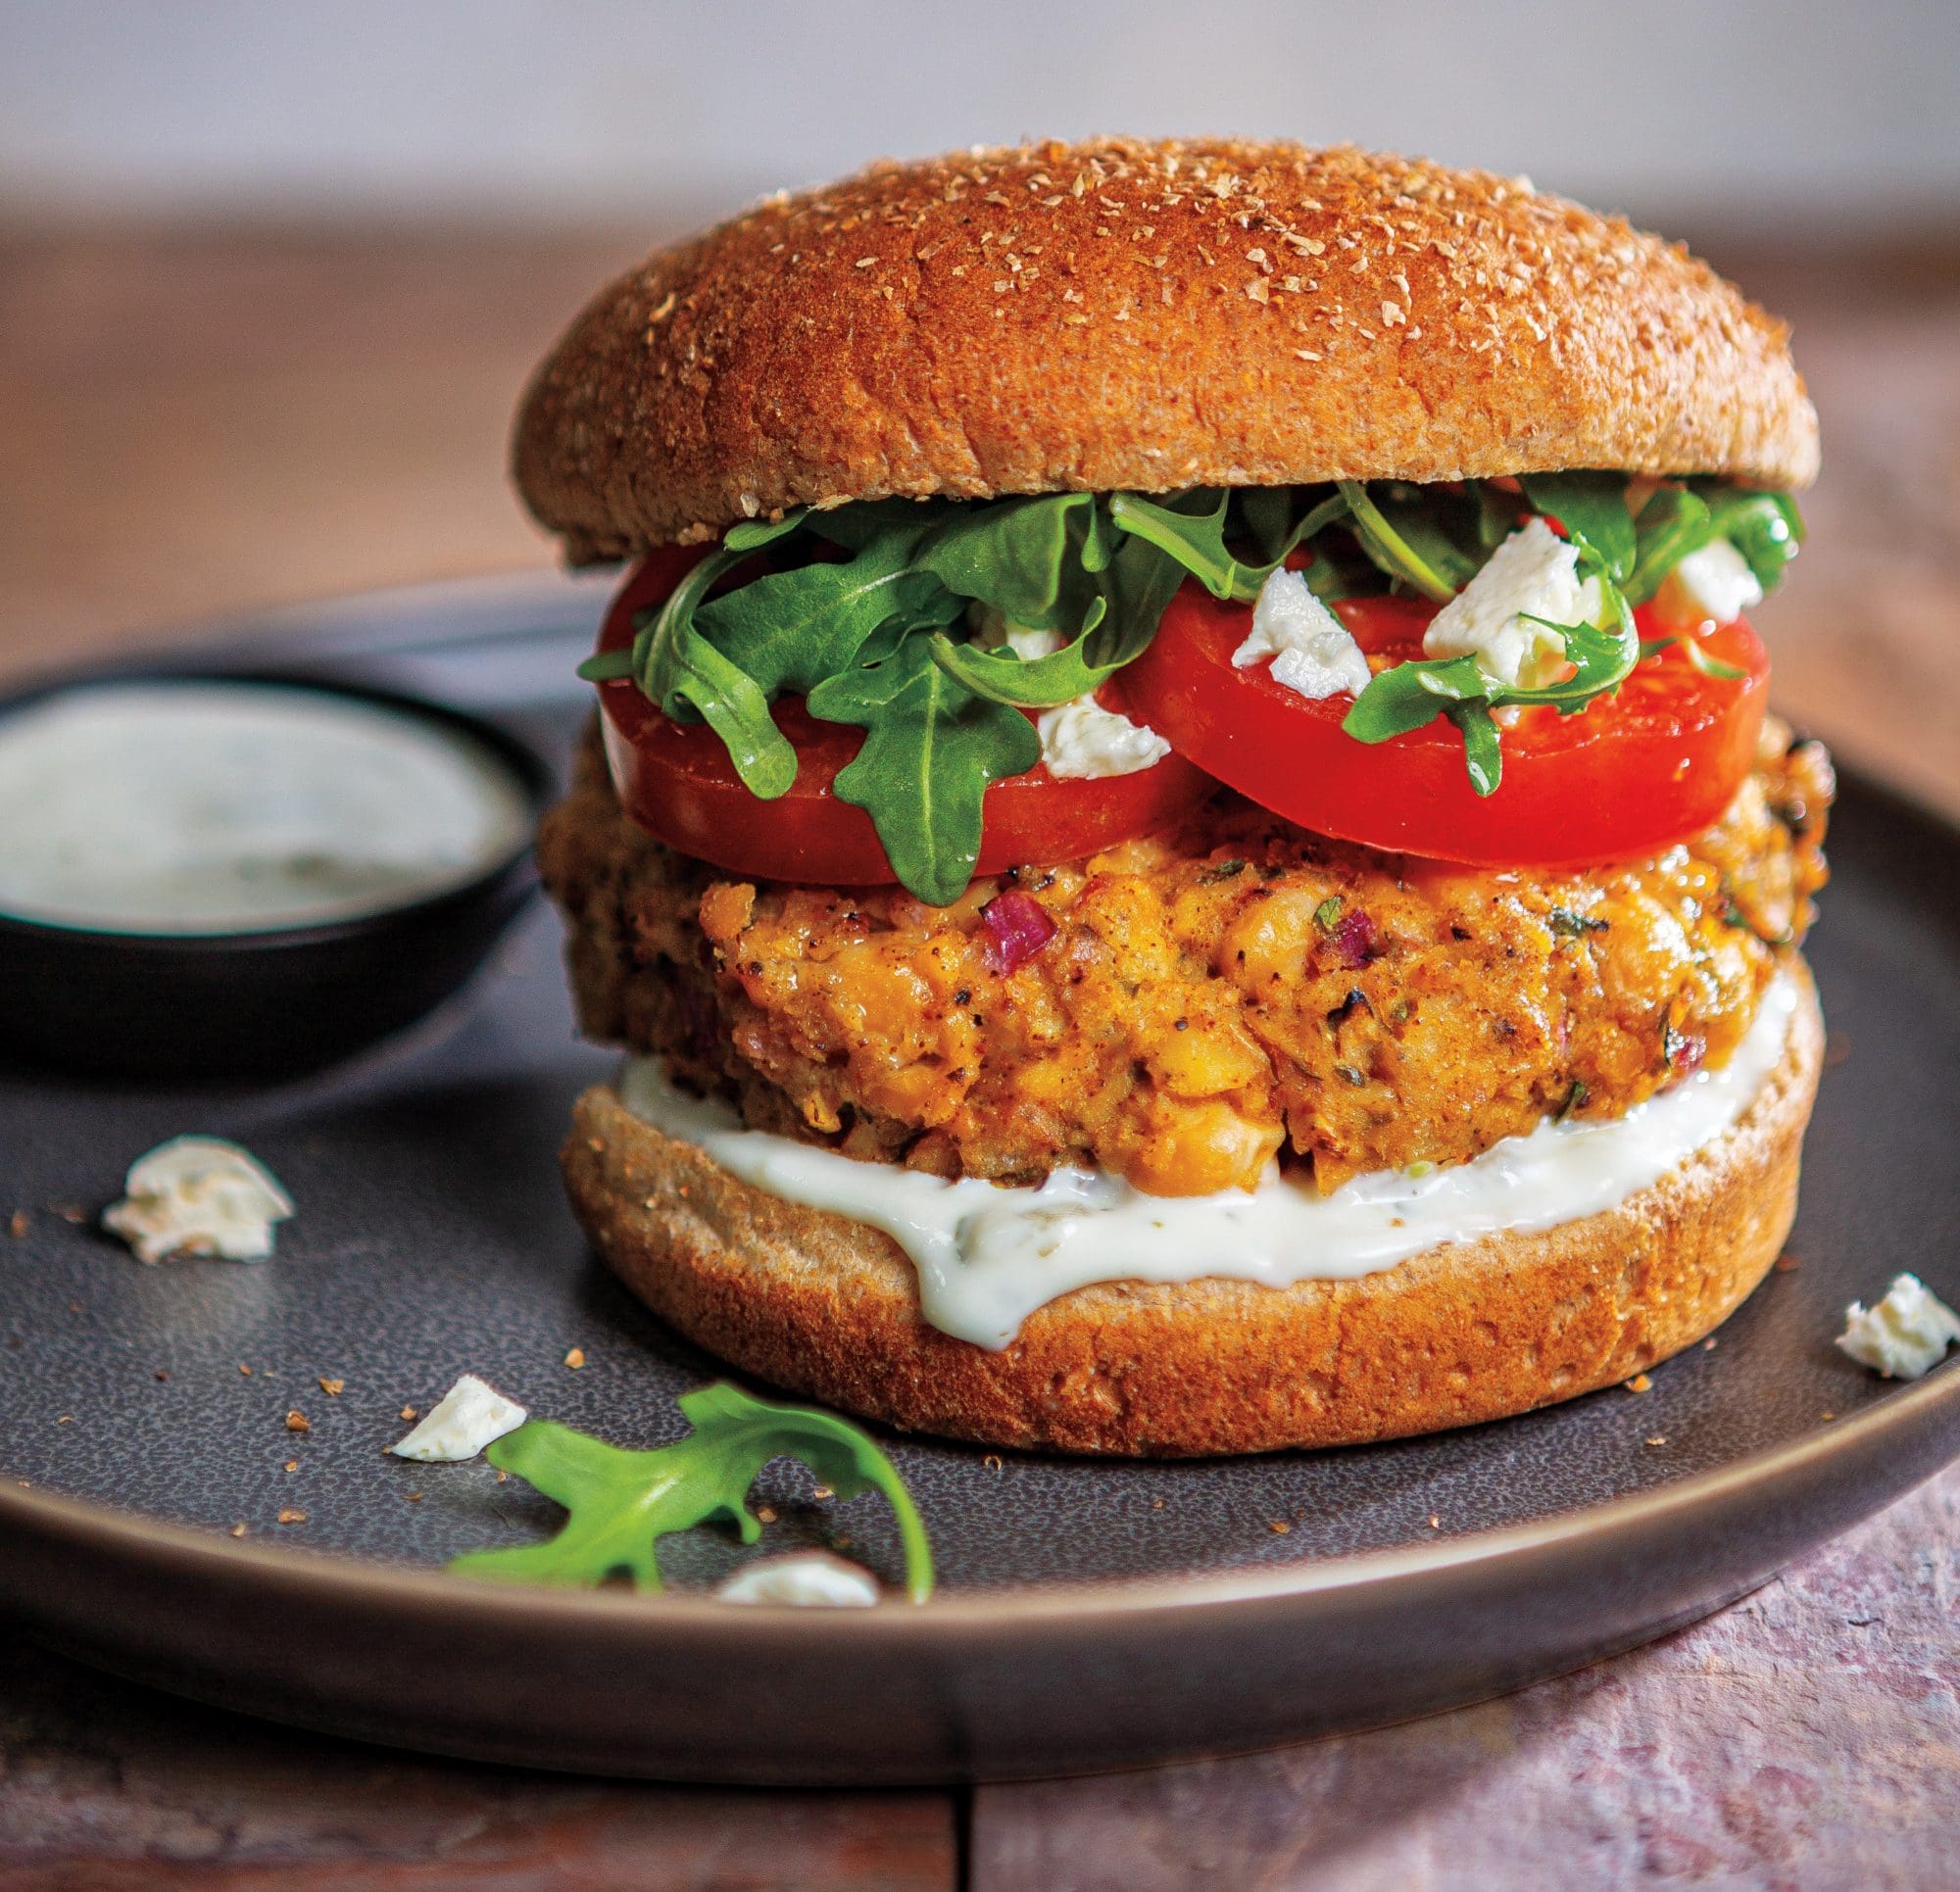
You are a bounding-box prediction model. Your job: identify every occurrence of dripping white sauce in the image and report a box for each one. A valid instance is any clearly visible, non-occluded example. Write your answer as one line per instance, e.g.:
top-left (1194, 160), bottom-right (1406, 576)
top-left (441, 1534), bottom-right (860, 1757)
top-left (620, 975), bottom-right (1799, 1349)
top-left (0, 683), bottom-right (532, 935)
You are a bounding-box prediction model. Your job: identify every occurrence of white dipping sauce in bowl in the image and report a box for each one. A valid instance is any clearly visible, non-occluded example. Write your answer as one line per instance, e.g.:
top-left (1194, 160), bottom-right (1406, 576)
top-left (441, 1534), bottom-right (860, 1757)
top-left (0, 682), bottom-right (536, 936)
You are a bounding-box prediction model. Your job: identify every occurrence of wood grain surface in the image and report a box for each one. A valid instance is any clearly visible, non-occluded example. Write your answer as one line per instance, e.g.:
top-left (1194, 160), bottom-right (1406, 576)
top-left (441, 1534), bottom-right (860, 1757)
top-left (1, 221), bottom-right (1956, 1890)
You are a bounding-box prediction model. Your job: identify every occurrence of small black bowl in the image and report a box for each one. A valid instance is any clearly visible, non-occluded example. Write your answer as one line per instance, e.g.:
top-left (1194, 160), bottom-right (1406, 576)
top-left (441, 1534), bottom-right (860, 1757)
top-left (0, 672), bottom-right (554, 1084)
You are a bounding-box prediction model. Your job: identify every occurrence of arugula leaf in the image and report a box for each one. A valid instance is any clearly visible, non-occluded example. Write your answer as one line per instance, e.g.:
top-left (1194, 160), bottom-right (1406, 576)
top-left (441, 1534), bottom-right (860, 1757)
top-left (1448, 701), bottom-right (1503, 796)
top-left (1343, 566), bottom-right (1640, 793)
top-left (913, 493), bottom-right (1105, 630)
top-left (1341, 654), bottom-right (1486, 742)
top-left (576, 647), bottom-right (636, 682)
top-left (725, 509), bottom-right (810, 553)
top-left (1517, 471), bottom-right (1638, 582)
top-left (1106, 489), bottom-right (1348, 603)
top-left (926, 601), bottom-right (1109, 707)
top-left (1106, 490), bottom-right (1254, 600)
top-left (1238, 485), bottom-right (1298, 563)
top-left (634, 545), bottom-right (797, 799)
top-left (801, 497), bottom-right (953, 552)
top-left (1692, 482), bottom-right (1804, 592)
top-left (1625, 486), bottom-right (1715, 604)
top-left (451, 1382), bottom-right (934, 1602)
top-left (1336, 481), bottom-right (1459, 603)
top-left (927, 521), bottom-right (1194, 709)
top-left (696, 528), bottom-right (958, 696)
top-left (808, 636), bottom-right (1042, 905)
top-left (1363, 484), bottom-right (1485, 594)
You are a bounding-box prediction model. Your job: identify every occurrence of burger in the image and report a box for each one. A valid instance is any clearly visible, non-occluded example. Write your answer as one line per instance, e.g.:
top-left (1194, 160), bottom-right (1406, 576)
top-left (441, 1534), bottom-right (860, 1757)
top-left (522, 138), bottom-right (1830, 1456)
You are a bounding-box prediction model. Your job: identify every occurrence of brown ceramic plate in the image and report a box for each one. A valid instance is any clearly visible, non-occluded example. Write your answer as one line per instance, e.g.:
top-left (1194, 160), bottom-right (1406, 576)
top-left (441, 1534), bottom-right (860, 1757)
top-left (1, 576), bottom-right (1956, 1786)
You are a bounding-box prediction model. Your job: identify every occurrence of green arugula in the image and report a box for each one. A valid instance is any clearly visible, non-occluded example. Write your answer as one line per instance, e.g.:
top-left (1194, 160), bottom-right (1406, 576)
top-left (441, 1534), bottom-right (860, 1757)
top-left (1336, 481), bottom-right (1463, 603)
top-left (1517, 472), bottom-right (1639, 582)
top-left (1693, 481), bottom-right (1804, 590)
top-left (450, 1382), bottom-right (934, 1601)
top-left (1106, 489), bottom-right (1347, 602)
top-left (1342, 549), bottom-right (1642, 795)
top-left (589, 472), bottom-right (1802, 887)
top-left (808, 634), bottom-right (1043, 906)
top-left (1625, 486), bottom-right (1715, 605)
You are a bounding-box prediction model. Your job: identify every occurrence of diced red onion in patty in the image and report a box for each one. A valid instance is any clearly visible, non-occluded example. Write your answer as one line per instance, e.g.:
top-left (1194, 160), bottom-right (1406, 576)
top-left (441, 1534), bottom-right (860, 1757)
top-left (980, 889), bottom-right (1057, 974)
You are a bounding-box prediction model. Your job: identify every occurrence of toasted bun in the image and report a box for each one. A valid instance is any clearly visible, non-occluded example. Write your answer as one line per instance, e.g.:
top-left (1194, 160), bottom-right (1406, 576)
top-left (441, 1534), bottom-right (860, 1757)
top-left (514, 137), bottom-right (1818, 560)
top-left (561, 965), bottom-right (1822, 1457)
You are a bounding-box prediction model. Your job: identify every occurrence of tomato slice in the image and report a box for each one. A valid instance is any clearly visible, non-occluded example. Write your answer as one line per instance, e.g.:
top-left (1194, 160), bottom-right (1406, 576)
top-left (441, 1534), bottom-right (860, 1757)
top-left (1112, 581), bottom-right (1769, 866)
top-left (592, 551), bottom-right (1216, 888)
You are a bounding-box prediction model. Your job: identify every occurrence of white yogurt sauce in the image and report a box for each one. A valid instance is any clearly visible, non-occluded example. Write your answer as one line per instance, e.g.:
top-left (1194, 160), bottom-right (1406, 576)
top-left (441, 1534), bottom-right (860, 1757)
top-left (620, 974), bottom-right (1799, 1348)
top-left (0, 683), bottom-right (532, 934)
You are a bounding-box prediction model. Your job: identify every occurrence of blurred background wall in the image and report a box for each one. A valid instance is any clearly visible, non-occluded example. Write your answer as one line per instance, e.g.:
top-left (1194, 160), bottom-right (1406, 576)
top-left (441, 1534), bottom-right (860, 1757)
top-left (3, 0), bottom-right (1958, 797)
top-left (6, 0), bottom-right (1960, 236)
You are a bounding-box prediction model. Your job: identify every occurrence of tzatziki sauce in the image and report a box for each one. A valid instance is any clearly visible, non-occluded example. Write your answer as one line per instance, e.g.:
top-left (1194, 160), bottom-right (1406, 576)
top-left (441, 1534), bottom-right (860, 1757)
top-left (619, 974), bottom-right (1800, 1347)
top-left (0, 682), bottom-right (533, 935)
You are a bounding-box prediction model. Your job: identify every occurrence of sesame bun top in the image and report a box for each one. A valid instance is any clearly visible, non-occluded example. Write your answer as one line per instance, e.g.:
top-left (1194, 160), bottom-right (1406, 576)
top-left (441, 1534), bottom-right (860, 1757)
top-left (513, 137), bottom-right (1819, 560)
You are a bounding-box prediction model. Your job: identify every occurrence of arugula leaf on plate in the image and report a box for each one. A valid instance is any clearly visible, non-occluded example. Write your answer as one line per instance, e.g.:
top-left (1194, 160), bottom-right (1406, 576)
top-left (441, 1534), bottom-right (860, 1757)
top-left (451, 1382), bottom-right (934, 1601)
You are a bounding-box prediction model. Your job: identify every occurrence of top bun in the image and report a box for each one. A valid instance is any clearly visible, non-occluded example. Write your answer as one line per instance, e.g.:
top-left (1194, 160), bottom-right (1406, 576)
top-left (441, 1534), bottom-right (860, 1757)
top-left (514, 138), bottom-right (1819, 560)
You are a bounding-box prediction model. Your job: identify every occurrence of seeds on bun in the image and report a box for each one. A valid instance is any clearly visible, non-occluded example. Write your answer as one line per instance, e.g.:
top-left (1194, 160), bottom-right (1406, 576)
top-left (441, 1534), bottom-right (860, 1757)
top-left (514, 137), bottom-right (1817, 563)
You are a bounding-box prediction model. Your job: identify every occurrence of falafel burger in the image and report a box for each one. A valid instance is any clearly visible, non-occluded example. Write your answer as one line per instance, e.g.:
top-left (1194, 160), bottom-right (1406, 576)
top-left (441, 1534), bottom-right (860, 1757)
top-left (524, 138), bottom-right (1830, 1456)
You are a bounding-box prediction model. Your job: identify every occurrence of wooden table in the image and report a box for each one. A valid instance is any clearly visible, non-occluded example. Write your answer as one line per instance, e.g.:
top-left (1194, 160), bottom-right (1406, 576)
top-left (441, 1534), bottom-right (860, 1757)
top-left (2, 223), bottom-right (1957, 1889)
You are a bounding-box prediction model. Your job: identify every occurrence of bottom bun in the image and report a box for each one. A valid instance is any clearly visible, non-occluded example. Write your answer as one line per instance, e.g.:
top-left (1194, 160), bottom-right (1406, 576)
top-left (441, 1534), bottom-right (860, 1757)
top-left (561, 965), bottom-right (1823, 1457)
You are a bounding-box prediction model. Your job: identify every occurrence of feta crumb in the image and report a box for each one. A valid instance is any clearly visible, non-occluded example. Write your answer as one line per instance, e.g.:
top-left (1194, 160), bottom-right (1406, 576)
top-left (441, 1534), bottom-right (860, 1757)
top-left (1036, 695), bottom-right (1170, 780)
top-left (1422, 518), bottom-right (1602, 690)
top-left (1234, 568), bottom-right (1371, 701)
top-left (714, 1551), bottom-right (880, 1608)
top-left (1837, 1275), bottom-right (1960, 1381)
top-left (1002, 624), bottom-right (1063, 661)
top-left (390, 1374), bottom-right (528, 1461)
top-left (1657, 539), bottom-right (1764, 629)
top-left (970, 607), bottom-right (1063, 662)
top-left (102, 1136), bottom-right (293, 1264)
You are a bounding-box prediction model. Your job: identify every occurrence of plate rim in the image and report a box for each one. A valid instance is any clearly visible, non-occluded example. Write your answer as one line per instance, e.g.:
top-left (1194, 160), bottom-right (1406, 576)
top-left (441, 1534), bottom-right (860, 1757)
top-left (5, 1354), bottom-right (1958, 1633)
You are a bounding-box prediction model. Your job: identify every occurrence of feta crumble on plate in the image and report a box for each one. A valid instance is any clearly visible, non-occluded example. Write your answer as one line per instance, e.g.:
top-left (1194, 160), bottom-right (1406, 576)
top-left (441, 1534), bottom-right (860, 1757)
top-left (102, 1136), bottom-right (293, 1264)
top-left (1837, 1274), bottom-right (1960, 1381)
top-left (390, 1375), bottom-right (529, 1461)
top-left (1422, 517), bottom-right (1602, 690)
top-left (1234, 567), bottom-right (1371, 702)
top-left (714, 1551), bottom-right (881, 1607)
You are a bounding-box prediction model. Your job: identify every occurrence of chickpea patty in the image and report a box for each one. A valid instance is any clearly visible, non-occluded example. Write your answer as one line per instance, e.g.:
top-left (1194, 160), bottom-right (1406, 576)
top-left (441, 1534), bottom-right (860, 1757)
top-left (541, 720), bottom-right (1830, 1196)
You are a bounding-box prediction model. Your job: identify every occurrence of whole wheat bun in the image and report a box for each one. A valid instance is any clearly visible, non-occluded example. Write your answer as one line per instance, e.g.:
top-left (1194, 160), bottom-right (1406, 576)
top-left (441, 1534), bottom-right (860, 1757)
top-left (562, 965), bottom-right (1822, 1457)
top-left (514, 137), bottom-right (1818, 561)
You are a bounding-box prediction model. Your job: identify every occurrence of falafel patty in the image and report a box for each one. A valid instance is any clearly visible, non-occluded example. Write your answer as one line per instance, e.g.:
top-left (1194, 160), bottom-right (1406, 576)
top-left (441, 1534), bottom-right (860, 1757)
top-left (541, 720), bottom-right (1830, 1198)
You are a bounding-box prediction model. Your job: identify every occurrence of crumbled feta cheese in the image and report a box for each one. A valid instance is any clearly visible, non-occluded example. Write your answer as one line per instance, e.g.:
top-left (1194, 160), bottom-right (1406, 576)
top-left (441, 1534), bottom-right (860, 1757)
top-left (389, 1374), bottom-right (528, 1461)
top-left (970, 607), bottom-right (1063, 662)
top-left (1837, 1275), bottom-right (1960, 1381)
top-left (1003, 624), bottom-right (1063, 661)
top-left (1657, 540), bottom-right (1765, 629)
top-left (969, 606), bottom-right (1167, 779)
top-left (1036, 695), bottom-right (1170, 780)
top-left (1234, 567), bottom-right (1371, 701)
top-left (714, 1551), bottom-right (880, 1608)
top-left (1422, 518), bottom-right (1602, 690)
top-left (102, 1136), bottom-right (293, 1264)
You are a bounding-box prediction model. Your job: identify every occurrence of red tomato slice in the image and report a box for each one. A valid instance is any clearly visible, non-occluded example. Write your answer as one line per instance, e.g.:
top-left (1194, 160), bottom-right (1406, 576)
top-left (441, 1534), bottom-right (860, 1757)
top-left (592, 551), bottom-right (1216, 888)
top-left (1112, 582), bottom-right (1769, 866)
